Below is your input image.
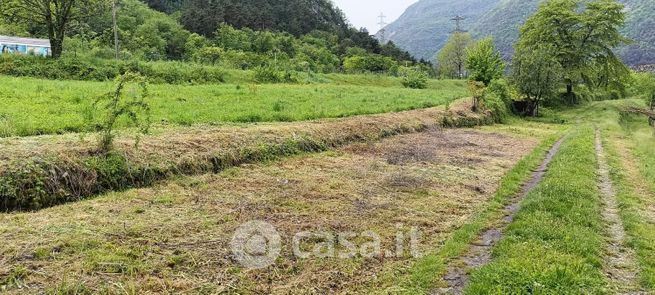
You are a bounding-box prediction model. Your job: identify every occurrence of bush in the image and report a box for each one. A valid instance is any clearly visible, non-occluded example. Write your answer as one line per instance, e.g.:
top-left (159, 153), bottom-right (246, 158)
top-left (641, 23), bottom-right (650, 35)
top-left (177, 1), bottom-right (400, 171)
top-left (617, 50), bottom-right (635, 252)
top-left (484, 92), bottom-right (509, 123)
top-left (343, 54), bottom-right (398, 75)
top-left (399, 66), bottom-right (428, 89)
top-left (487, 79), bottom-right (512, 104)
top-left (253, 65), bottom-right (298, 84)
top-left (92, 72), bottom-right (151, 153)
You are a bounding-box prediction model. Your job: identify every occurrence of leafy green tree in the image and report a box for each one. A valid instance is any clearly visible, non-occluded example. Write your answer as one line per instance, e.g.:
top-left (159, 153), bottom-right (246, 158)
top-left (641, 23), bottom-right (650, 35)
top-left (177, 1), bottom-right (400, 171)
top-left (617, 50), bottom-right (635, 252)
top-left (436, 32), bottom-right (472, 79)
top-left (465, 37), bottom-right (505, 111)
top-left (466, 38), bottom-right (505, 86)
top-left (184, 32), bottom-right (208, 60)
top-left (511, 45), bottom-right (562, 116)
top-left (3, 0), bottom-right (107, 58)
top-left (519, 0), bottom-right (628, 102)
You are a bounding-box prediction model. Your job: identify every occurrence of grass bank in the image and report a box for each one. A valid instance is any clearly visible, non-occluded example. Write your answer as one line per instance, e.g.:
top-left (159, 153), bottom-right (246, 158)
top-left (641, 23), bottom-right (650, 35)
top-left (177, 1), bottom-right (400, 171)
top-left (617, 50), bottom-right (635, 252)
top-left (603, 130), bottom-right (655, 290)
top-left (464, 126), bottom-right (608, 293)
top-left (0, 101), bottom-right (494, 211)
top-left (0, 75), bottom-right (467, 137)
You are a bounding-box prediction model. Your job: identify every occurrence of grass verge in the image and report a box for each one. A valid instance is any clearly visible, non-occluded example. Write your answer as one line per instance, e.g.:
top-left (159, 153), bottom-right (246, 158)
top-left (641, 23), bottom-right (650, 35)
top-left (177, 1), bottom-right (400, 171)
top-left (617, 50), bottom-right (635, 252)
top-left (464, 126), bottom-right (608, 294)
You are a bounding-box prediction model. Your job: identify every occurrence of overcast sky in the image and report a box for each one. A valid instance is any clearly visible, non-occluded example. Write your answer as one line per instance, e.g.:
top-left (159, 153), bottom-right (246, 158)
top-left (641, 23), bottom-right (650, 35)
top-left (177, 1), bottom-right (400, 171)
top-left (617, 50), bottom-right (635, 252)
top-left (332, 0), bottom-right (419, 33)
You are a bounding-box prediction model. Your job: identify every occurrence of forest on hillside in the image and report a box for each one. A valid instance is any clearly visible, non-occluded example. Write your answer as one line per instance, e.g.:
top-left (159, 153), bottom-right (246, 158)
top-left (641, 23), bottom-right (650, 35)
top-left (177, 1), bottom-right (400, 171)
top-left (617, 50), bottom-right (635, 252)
top-left (0, 0), bottom-right (423, 78)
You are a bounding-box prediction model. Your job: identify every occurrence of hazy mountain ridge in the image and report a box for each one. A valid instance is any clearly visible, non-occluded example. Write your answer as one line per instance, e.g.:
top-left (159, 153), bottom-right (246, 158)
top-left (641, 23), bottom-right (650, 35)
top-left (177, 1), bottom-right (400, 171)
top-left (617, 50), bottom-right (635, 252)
top-left (383, 0), bottom-right (655, 66)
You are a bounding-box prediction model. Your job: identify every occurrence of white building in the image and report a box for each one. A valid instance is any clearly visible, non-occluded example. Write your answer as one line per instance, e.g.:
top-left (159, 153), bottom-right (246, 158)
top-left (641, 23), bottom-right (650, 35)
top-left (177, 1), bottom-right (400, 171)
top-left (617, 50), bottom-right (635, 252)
top-left (0, 35), bottom-right (51, 57)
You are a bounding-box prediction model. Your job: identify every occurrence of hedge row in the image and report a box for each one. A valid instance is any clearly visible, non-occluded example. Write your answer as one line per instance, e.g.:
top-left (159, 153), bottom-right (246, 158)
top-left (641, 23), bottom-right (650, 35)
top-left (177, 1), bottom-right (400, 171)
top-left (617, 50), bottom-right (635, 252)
top-left (0, 55), bottom-right (226, 84)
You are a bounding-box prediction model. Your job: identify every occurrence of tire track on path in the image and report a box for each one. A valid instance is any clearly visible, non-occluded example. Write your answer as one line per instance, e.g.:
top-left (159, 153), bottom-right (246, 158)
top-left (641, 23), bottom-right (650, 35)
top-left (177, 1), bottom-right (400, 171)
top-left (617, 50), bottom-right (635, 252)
top-left (595, 129), bottom-right (643, 294)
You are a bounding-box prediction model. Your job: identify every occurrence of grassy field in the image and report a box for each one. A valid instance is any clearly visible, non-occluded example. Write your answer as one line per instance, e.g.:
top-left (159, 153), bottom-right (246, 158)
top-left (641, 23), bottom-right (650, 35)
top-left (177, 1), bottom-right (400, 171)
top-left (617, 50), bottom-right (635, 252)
top-left (2, 88), bottom-right (654, 293)
top-left (372, 120), bottom-right (565, 294)
top-left (458, 100), bottom-right (655, 293)
top-left (0, 118), bottom-right (557, 294)
top-left (0, 75), bottom-right (467, 137)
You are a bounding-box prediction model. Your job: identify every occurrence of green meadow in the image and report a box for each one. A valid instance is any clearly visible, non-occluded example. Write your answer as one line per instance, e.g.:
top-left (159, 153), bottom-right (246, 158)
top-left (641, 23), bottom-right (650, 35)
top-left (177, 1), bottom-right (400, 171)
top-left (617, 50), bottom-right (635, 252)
top-left (0, 75), bottom-right (467, 137)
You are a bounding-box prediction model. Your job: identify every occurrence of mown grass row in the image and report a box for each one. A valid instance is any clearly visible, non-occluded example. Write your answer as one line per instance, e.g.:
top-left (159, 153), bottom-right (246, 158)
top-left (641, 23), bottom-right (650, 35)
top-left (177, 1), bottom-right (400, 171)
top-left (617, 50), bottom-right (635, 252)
top-left (0, 106), bottom-right (495, 211)
top-left (464, 127), bottom-right (608, 293)
top-left (383, 130), bottom-right (565, 294)
top-left (0, 75), bottom-right (467, 137)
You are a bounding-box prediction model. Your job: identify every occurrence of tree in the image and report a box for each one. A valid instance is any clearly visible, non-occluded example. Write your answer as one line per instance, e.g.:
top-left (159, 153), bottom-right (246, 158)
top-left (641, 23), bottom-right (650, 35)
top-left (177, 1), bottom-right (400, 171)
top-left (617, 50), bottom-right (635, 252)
top-left (436, 32), bottom-right (472, 79)
top-left (465, 37), bottom-right (504, 111)
top-left (466, 38), bottom-right (505, 87)
top-left (3, 0), bottom-right (107, 58)
top-left (518, 0), bottom-right (628, 103)
top-left (511, 45), bottom-right (562, 116)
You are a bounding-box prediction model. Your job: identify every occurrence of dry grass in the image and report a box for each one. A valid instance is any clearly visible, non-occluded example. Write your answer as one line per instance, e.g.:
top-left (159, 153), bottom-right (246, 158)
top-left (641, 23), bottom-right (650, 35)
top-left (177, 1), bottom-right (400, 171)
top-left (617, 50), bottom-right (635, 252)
top-left (0, 100), bottom-right (482, 168)
top-left (0, 128), bottom-right (536, 294)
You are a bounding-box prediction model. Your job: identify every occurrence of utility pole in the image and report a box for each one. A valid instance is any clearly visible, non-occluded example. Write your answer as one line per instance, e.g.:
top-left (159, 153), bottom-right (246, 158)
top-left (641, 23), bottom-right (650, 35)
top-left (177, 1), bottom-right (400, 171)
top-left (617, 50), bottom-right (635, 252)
top-left (451, 15), bottom-right (467, 34)
top-left (378, 12), bottom-right (387, 44)
top-left (112, 0), bottom-right (120, 59)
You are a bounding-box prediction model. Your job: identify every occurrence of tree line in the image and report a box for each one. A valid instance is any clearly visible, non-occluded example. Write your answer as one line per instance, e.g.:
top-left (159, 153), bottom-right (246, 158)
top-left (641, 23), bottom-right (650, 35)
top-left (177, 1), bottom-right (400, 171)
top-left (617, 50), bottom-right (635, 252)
top-left (0, 0), bottom-right (422, 76)
top-left (439, 0), bottom-right (639, 117)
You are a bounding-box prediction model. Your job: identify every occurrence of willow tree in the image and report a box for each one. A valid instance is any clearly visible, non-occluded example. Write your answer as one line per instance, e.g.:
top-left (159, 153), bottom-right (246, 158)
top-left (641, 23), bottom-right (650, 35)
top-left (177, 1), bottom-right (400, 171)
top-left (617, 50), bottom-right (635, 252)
top-left (518, 0), bottom-right (629, 103)
top-left (2, 0), bottom-right (107, 58)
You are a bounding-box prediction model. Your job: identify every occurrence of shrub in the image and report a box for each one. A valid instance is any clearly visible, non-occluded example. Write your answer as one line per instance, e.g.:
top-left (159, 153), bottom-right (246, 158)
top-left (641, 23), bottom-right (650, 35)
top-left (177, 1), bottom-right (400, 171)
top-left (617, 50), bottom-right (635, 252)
top-left (399, 66), bottom-right (428, 89)
top-left (343, 54), bottom-right (398, 75)
top-left (92, 72), bottom-right (151, 153)
top-left (253, 65), bottom-right (298, 84)
top-left (485, 92), bottom-right (509, 123)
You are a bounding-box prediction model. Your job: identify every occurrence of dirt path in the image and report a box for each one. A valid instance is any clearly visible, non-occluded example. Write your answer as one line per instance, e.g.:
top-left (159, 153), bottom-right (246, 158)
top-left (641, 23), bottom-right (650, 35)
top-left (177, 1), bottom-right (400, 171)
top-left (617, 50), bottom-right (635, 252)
top-left (594, 129), bottom-right (643, 294)
top-left (434, 136), bottom-right (566, 295)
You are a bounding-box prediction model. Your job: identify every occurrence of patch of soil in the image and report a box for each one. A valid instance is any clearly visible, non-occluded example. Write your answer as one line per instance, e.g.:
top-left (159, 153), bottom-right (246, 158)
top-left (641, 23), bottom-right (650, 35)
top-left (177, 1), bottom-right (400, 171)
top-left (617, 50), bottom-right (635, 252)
top-left (434, 136), bottom-right (566, 295)
top-left (595, 130), bottom-right (643, 294)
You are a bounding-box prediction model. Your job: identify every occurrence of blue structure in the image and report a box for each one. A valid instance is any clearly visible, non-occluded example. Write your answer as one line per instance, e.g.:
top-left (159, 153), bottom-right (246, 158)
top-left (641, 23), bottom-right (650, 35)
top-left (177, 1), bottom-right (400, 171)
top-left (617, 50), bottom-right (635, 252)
top-left (0, 35), bottom-right (51, 57)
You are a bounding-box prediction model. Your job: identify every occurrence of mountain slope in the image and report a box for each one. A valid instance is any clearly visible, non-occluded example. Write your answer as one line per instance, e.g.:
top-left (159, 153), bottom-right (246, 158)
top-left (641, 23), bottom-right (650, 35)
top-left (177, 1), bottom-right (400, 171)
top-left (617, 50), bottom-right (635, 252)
top-left (384, 0), bottom-right (655, 66)
top-left (470, 0), bottom-right (540, 59)
top-left (382, 0), bottom-right (500, 61)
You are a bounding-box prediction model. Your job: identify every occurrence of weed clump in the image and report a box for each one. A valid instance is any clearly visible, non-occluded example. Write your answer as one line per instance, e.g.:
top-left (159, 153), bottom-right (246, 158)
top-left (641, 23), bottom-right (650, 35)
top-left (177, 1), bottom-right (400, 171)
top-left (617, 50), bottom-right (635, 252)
top-left (92, 72), bottom-right (151, 153)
